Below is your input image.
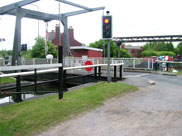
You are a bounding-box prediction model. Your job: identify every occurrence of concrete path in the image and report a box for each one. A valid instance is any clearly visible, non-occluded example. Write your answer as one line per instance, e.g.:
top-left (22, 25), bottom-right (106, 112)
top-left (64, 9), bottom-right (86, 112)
top-left (37, 74), bottom-right (182, 136)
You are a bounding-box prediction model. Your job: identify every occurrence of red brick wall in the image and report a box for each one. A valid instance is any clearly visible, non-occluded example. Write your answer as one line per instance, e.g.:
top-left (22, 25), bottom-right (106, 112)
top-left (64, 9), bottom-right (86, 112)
top-left (71, 49), bottom-right (102, 58)
top-left (88, 50), bottom-right (102, 57)
top-left (71, 49), bottom-right (88, 57)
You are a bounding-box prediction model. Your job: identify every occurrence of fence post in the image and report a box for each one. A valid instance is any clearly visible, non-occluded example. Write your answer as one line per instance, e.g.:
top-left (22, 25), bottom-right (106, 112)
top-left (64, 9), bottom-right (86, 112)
top-left (34, 69), bottom-right (37, 94)
top-left (98, 66), bottom-right (101, 79)
top-left (120, 65), bottom-right (122, 79)
top-left (94, 66), bottom-right (97, 80)
top-left (148, 58), bottom-right (150, 69)
top-left (152, 59), bottom-right (154, 70)
top-left (114, 66), bottom-right (117, 81)
top-left (58, 46), bottom-right (63, 100)
top-left (15, 75), bottom-right (23, 102)
top-left (155, 61), bottom-right (158, 71)
top-left (133, 59), bottom-right (135, 69)
top-left (33, 58), bottom-right (35, 65)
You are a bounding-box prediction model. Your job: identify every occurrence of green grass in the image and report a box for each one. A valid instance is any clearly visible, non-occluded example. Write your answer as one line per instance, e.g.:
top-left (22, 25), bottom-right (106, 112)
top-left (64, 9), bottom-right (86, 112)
top-left (0, 77), bottom-right (16, 84)
top-left (177, 69), bottom-right (182, 75)
top-left (0, 82), bottom-right (137, 136)
top-left (167, 68), bottom-right (182, 75)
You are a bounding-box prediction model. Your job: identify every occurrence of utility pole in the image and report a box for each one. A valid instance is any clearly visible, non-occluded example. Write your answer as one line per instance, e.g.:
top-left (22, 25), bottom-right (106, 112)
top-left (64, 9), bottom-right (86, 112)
top-left (107, 40), bottom-right (111, 82)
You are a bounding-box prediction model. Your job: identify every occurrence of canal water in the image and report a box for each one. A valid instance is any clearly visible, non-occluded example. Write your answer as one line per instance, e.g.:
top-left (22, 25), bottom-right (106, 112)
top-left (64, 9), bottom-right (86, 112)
top-left (0, 94), bottom-right (34, 104)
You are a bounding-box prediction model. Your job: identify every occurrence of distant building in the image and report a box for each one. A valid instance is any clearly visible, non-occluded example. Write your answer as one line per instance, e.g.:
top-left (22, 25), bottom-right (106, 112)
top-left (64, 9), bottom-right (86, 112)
top-left (121, 45), bottom-right (143, 58)
top-left (48, 25), bottom-right (102, 58)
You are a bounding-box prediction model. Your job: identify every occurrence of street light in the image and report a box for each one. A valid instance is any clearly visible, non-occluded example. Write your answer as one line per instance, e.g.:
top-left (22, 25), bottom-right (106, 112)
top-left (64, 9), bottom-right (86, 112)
top-left (30, 4), bottom-right (40, 39)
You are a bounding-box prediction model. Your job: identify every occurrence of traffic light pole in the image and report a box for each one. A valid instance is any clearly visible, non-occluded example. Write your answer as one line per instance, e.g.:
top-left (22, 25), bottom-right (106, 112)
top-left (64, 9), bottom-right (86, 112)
top-left (107, 39), bottom-right (111, 82)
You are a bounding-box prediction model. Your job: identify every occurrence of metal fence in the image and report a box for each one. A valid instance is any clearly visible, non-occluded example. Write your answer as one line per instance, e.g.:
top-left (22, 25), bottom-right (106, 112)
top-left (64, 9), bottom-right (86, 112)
top-left (0, 58), bottom-right (5, 66)
top-left (1, 57), bottom-right (154, 70)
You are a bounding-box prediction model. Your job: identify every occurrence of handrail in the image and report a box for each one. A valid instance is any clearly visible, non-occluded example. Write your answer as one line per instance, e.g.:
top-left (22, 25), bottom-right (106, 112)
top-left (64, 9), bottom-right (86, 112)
top-left (0, 63), bottom-right (62, 71)
top-left (156, 60), bottom-right (182, 64)
top-left (0, 63), bottom-right (124, 78)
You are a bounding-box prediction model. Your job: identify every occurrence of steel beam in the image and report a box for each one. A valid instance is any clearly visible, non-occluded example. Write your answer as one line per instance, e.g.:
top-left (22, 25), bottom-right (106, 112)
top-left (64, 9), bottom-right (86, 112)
top-left (0, 0), bottom-right (39, 15)
top-left (12, 8), bottom-right (24, 66)
top-left (113, 35), bottom-right (182, 43)
top-left (7, 8), bottom-right (63, 21)
top-left (62, 17), bottom-right (72, 57)
top-left (56, 0), bottom-right (92, 11)
top-left (62, 7), bottom-right (105, 17)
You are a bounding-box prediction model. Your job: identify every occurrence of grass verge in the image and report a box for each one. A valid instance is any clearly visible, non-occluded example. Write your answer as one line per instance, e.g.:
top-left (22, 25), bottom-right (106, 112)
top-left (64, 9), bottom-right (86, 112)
top-left (0, 77), bottom-right (16, 84)
top-left (177, 69), bottom-right (182, 75)
top-left (0, 82), bottom-right (137, 136)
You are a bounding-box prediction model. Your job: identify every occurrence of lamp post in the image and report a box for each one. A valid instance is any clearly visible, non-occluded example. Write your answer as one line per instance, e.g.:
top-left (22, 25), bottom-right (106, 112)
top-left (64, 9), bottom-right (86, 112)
top-left (30, 4), bottom-right (39, 39)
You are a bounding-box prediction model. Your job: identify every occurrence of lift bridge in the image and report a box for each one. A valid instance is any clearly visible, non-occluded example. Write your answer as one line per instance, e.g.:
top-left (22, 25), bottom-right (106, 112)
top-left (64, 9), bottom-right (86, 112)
top-left (0, 63), bottom-right (124, 103)
top-left (0, 0), bottom-right (107, 102)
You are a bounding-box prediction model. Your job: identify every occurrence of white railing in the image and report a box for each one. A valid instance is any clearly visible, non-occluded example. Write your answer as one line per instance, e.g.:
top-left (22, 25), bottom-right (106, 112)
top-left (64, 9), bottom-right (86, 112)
top-left (0, 58), bottom-right (5, 66)
top-left (0, 57), bottom-right (155, 70)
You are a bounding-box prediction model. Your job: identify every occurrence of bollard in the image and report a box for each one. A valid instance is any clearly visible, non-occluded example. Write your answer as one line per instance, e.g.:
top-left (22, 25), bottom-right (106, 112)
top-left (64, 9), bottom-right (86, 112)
top-left (98, 66), bottom-right (101, 79)
top-left (120, 65), bottom-right (122, 80)
top-left (114, 66), bottom-right (117, 81)
top-left (34, 69), bottom-right (37, 94)
top-left (94, 66), bottom-right (97, 80)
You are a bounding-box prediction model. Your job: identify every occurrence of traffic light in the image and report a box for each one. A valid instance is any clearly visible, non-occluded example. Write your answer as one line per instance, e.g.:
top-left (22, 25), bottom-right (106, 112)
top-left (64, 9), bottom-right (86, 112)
top-left (102, 16), bottom-right (112, 38)
top-left (0, 38), bottom-right (5, 42)
top-left (21, 44), bottom-right (27, 51)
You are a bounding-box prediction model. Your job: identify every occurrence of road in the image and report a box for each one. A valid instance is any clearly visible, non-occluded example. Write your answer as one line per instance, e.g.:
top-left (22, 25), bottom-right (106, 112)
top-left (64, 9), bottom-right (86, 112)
top-left (38, 72), bottom-right (182, 136)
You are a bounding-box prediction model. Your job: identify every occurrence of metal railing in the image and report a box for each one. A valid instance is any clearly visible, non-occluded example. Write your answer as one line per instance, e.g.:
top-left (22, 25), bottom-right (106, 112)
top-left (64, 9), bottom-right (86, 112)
top-left (0, 58), bottom-right (5, 66)
top-left (1, 57), bottom-right (155, 70)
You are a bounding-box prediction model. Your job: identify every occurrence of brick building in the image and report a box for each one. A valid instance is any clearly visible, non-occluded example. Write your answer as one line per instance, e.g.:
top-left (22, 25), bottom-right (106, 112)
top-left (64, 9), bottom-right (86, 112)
top-left (48, 25), bottom-right (102, 58)
top-left (121, 45), bottom-right (143, 58)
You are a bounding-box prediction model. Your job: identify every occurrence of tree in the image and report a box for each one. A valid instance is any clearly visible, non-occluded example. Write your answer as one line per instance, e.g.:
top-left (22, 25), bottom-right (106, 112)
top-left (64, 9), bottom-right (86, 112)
top-left (175, 42), bottom-right (182, 55)
top-left (143, 42), bottom-right (174, 52)
top-left (158, 51), bottom-right (175, 56)
top-left (142, 50), bottom-right (158, 57)
top-left (31, 37), bottom-right (58, 58)
top-left (89, 39), bottom-right (117, 57)
top-left (120, 49), bottom-right (132, 58)
top-left (0, 50), bottom-right (12, 58)
top-left (22, 50), bottom-right (32, 58)
top-left (142, 50), bottom-right (175, 57)
top-left (166, 42), bottom-right (174, 52)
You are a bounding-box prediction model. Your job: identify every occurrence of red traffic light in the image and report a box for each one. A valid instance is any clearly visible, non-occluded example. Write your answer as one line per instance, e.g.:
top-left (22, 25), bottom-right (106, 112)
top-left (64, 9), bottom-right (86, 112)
top-left (104, 18), bottom-right (109, 24)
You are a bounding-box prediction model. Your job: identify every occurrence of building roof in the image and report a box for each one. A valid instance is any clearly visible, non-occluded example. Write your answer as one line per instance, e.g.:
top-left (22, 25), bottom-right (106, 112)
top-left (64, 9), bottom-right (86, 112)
top-left (71, 46), bottom-right (103, 52)
top-left (48, 25), bottom-right (82, 46)
top-left (124, 45), bottom-right (141, 50)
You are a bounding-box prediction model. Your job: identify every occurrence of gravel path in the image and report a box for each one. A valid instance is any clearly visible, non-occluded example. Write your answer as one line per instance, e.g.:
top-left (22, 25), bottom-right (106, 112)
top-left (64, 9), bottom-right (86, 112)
top-left (37, 75), bottom-right (182, 136)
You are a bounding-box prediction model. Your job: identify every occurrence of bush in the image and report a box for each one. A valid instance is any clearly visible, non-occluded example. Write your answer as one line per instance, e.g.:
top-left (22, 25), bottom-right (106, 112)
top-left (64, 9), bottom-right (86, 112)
top-left (142, 50), bottom-right (158, 57)
top-left (158, 51), bottom-right (175, 56)
top-left (120, 49), bottom-right (132, 58)
top-left (142, 50), bottom-right (175, 57)
top-left (31, 37), bottom-right (58, 58)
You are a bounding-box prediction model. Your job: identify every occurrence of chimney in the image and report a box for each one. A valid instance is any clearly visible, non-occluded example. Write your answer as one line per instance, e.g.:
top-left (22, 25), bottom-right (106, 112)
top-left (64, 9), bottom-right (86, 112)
top-left (121, 45), bottom-right (125, 49)
top-left (55, 24), bottom-right (60, 39)
top-left (69, 26), bottom-right (74, 39)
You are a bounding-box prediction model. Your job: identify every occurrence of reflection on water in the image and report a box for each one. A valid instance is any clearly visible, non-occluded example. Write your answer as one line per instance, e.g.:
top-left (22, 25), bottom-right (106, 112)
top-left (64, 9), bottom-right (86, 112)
top-left (0, 94), bottom-right (35, 104)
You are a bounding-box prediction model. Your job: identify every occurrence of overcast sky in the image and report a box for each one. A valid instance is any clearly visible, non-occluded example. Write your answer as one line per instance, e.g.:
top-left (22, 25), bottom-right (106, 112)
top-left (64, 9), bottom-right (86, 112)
top-left (1, 0), bottom-right (182, 50)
